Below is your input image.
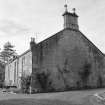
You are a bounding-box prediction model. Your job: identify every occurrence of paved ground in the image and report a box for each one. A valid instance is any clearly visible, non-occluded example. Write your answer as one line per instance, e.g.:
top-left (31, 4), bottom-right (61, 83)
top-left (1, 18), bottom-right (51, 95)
top-left (0, 89), bottom-right (105, 105)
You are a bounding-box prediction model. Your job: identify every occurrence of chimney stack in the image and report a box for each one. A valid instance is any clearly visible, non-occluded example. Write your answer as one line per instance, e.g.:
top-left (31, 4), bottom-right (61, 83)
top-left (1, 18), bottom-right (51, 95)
top-left (30, 37), bottom-right (36, 50)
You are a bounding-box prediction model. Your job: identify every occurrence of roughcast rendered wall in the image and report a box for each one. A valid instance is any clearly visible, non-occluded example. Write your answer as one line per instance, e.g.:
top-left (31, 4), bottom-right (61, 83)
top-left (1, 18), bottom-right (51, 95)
top-left (31, 29), bottom-right (105, 92)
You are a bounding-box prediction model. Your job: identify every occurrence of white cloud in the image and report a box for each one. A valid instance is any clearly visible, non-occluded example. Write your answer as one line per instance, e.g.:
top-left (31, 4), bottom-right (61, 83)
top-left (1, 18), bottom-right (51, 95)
top-left (0, 0), bottom-right (105, 54)
top-left (0, 19), bottom-right (31, 37)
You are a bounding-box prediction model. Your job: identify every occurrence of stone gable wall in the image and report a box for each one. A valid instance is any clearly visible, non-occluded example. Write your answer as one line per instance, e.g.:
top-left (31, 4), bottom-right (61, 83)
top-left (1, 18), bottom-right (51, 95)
top-left (31, 29), bottom-right (105, 92)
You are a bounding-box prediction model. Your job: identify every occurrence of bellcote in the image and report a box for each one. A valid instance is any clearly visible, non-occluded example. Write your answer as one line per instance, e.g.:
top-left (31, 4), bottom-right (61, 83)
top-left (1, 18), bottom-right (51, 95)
top-left (63, 4), bottom-right (79, 30)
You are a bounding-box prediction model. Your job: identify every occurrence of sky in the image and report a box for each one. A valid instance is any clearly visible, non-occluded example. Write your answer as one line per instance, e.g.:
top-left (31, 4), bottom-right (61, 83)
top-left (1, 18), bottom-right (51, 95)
top-left (0, 0), bottom-right (105, 55)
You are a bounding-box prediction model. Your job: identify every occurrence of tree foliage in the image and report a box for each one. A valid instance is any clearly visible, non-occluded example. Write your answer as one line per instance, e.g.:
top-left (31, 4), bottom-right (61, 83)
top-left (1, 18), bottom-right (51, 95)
top-left (21, 75), bottom-right (31, 93)
top-left (0, 42), bottom-right (18, 64)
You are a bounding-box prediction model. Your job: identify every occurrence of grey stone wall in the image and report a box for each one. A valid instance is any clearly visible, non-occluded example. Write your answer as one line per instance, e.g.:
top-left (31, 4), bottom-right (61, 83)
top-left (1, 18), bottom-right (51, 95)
top-left (31, 29), bottom-right (105, 92)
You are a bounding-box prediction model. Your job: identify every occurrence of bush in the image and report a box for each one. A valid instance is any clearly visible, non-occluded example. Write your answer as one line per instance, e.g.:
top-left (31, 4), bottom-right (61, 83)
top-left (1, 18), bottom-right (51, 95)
top-left (36, 70), bottom-right (53, 92)
top-left (21, 75), bottom-right (31, 93)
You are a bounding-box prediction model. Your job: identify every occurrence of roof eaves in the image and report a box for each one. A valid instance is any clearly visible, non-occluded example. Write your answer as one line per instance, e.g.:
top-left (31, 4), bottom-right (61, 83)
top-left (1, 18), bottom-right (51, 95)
top-left (78, 30), bottom-right (104, 56)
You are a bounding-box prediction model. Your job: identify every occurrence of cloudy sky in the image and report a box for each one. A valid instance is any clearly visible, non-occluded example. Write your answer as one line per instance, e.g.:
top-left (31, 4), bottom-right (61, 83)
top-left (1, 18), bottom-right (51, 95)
top-left (0, 0), bottom-right (105, 54)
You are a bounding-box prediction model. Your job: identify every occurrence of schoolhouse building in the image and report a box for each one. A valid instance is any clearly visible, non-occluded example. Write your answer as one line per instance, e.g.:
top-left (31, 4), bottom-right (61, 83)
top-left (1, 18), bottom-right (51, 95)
top-left (5, 4), bottom-right (105, 91)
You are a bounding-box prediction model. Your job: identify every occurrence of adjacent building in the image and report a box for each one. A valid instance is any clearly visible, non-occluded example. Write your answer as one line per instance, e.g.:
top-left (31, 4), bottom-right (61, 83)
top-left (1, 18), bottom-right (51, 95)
top-left (0, 62), bottom-right (5, 87)
top-left (5, 50), bottom-right (32, 88)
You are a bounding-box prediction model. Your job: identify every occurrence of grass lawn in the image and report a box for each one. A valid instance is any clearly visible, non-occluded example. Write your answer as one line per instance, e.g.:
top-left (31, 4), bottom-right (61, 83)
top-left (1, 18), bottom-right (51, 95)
top-left (0, 88), bottom-right (105, 105)
top-left (0, 99), bottom-right (74, 105)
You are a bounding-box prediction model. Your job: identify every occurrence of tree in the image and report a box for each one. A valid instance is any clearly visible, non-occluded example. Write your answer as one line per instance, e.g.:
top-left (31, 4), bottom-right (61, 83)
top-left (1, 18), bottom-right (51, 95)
top-left (0, 42), bottom-right (18, 64)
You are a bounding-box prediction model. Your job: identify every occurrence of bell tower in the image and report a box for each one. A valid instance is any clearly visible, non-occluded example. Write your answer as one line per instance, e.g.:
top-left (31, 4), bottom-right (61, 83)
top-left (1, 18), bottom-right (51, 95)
top-left (63, 2), bottom-right (79, 30)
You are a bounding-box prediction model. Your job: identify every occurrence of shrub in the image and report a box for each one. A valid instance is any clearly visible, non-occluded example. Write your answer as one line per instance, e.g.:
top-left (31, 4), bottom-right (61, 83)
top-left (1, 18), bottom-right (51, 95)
top-left (21, 75), bottom-right (31, 93)
top-left (36, 70), bottom-right (52, 92)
